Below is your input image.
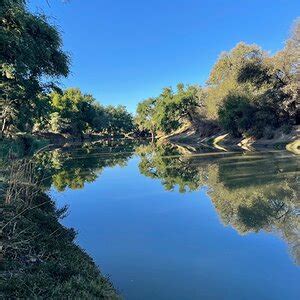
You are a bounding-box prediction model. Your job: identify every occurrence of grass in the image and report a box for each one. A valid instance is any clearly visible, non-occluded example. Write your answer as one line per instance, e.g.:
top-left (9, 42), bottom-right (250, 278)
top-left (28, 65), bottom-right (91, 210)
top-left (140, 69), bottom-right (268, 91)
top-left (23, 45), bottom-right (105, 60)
top-left (0, 159), bottom-right (120, 299)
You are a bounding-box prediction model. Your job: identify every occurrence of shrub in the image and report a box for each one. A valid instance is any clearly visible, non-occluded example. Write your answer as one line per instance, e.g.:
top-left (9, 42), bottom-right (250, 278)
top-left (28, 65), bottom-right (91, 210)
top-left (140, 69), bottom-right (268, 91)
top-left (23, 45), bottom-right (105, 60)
top-left (218, 94), bottom-right (256, 137)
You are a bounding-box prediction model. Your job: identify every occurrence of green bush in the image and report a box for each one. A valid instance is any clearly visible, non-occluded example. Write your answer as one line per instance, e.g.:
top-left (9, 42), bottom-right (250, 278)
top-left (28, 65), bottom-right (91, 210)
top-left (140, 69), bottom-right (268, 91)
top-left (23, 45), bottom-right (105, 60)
top-left (218, 94), bottom-right (256, 137)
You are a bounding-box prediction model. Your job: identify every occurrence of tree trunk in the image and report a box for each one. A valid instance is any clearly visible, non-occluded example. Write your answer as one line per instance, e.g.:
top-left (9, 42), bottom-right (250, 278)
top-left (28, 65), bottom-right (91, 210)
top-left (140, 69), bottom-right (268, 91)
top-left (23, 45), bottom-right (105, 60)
top-left (1, 117), bottom-right (7, 139)
top-left (151, 130), bottom-right (155, 143)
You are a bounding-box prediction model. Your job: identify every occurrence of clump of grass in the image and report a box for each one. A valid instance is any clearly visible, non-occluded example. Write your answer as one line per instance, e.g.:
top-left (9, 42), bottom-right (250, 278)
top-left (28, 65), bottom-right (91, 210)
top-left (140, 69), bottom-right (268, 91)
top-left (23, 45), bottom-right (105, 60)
top-left (0, 158), bottom-right (120, 299)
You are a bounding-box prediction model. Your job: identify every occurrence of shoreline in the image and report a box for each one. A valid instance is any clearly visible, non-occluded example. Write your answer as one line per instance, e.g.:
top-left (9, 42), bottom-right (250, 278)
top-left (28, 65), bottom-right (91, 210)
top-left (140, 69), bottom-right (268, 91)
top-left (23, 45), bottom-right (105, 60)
top-left (166, 126), bottom-right (300, 154)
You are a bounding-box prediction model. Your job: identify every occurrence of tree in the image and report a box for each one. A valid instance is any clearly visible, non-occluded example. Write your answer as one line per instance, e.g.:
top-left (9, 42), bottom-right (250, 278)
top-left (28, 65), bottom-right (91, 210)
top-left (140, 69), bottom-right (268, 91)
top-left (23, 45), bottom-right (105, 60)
top-left (237, 20), bottom-right (300, 126)
top-left (135, 84), bottom-right (203, 139)
top-left (0, 0), bottom-right (70, 137)
top-left (48, 88), bottom-right (134, 137)
top-left (205, 43), bottom-right (266, 119)
top-left (156, 84), bottom-right (203, 133)
top-left (135, 98), bottom-right (158, 141)
top-left (218, 93), bottom-right (256, 137)
top-left (50, 88), bottom-right (97, 135)
top-left (105, 105), bottom-right (134, 135)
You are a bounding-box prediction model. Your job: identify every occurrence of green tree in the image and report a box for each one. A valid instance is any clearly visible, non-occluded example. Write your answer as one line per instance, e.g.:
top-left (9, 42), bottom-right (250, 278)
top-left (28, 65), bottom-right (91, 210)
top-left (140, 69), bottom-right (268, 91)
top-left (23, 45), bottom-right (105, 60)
top-left (50, 88), bottom-right (97, 136)
top-left (135, 98), bottom-right (158, 141)
top-left (135, 84), bottom-right (203, 139)
top-left (105, 105), bottom-right (134, 135)
top-left (218, 94), bottom-right (256, 137)
top-left (155, 84), bottom-right (203, 133)
top-left (205, 42), bottom-right (265, 119)
top-left (0, 0), bottom-right (69, 137)
top-left (237, 20), bottom-right (300, 126)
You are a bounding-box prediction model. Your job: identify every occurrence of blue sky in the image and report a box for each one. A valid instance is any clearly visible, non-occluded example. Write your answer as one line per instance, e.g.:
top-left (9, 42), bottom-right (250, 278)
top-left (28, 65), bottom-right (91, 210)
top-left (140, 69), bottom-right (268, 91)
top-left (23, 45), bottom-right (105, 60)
top-left (29, 0), bottom-right (299, 112)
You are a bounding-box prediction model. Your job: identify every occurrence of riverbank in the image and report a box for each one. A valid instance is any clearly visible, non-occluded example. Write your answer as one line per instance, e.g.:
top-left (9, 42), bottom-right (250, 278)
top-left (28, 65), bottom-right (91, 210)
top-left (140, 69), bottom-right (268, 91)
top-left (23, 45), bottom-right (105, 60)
top-left (0, 160), bottom-right (120, 299)
top-left (167, 125), bottom-right (300, 154)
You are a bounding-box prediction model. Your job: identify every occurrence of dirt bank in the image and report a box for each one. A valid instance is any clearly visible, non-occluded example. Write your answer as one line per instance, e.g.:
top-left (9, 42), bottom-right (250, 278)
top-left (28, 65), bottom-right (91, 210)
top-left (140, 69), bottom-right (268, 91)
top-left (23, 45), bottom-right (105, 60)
top-left (167, 126), bottom-right (300, 153)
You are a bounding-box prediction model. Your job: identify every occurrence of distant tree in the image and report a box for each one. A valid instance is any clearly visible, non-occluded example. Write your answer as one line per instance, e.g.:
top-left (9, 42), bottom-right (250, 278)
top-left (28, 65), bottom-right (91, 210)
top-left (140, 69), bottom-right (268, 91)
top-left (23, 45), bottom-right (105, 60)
top-left (135, 98), bottom-right (158, 141)
top-left (135, 84), bottom-right (203, 139)
top-left (157, 84), bottom-right (203, 133)
top-left (49, 112), bottom-right (70, 133)
top-left (90, 103), bottom-right (108, 132)
top-left (105, 105), bottom-right (134, 135)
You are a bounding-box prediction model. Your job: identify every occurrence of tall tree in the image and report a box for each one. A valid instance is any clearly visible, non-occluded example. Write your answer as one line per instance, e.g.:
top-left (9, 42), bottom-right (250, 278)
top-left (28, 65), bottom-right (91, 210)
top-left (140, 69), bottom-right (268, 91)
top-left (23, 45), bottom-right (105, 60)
top-left (238, 20), bottom-right (300, 125)
top-left (50, 88), bottom-right (97, 135)
top-left (205, 43), bottom-right (266, 119)
top-left (135, 98), bottom-right (158, 141)
top-left (0, 0), bottom-right (69, 137)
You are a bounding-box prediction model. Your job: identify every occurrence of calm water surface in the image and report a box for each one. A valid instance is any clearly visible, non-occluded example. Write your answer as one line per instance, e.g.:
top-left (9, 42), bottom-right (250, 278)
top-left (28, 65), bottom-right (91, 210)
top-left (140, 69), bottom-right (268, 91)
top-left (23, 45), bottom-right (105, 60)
top-left (44, 141), bottom-right (299, 299)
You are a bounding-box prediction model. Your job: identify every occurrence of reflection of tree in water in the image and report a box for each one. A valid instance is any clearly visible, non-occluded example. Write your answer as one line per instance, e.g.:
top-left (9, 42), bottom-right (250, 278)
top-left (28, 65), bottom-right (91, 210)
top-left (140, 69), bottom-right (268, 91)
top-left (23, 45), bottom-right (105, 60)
top-left (137, 143), bottom-right (300, 264)
top-left (0, 160), bottom-right (119, 298)
top-left (136, 143), bottom-right (202, 193)
top-left (207, 153), bottom-right (299, 264)
top-left (34, 140), bottom-right (137, 191)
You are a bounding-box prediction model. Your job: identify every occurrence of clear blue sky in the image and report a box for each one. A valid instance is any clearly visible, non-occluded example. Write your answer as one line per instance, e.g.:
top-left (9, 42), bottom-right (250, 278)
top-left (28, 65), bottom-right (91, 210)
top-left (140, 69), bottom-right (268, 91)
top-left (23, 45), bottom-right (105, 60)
top-left (29, 0), bottom-right (299, 112)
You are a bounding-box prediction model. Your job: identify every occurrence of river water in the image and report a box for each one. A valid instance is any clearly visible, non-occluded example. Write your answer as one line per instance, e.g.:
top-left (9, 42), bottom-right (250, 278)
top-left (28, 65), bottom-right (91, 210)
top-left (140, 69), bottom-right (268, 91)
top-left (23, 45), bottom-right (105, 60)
top-left (42, 141), bottom-right (300, 299)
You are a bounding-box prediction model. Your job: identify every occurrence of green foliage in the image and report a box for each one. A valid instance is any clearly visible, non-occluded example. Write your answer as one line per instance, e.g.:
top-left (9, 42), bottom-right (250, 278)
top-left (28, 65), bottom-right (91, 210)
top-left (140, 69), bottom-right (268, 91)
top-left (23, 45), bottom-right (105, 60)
top-left (50, 88), bottom-right (97, 135)
top-left (105, 105), bottom-right (134, 134)
top-left (205, 42), bottom-right (265, 119)
top-left (47, 88), bottom-right (134, 137)
top-left (135, 84), bottom-right (203, 138)
top-left (237, 22), bottom-right (299, 127)
top-left (0, 0), bottom-right (70, 137)
top-left (135, 98), bottom-right (158, 139)
top-left (0, 2), bottom-right (134, 139)
top-left (1, 160), bottom-right (119, 298)
top-left (210, 21), bottom-right (299, 137)
top-left (135, 24), bottom-right (298, 140)
top-left (218, 94), bottom-right (256, 137)
top-left (49, 112), bottom-right (70, 133)
top-left (2, 0), bottom-right (298, 141)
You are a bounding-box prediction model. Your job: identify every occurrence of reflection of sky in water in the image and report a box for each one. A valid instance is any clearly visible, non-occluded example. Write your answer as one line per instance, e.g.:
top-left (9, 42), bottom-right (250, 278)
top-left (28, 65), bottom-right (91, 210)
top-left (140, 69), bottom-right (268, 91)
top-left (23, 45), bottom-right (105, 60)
top-left (51, 149), bottom-right (300, 300)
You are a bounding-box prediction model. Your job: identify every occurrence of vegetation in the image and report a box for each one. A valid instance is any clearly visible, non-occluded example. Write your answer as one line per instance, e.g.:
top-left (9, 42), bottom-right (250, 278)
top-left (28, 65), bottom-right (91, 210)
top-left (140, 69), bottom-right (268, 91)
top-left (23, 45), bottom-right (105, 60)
top-left (37, 88), bottom-right (134, 137)
top-left (0, 159), bottom-right (119, 299)
top-left (135, 21), bottom-right (299, 140)
top-left (135, 84), bottom-right (204, 140)
top-left (0, 0), bottom-right (69, 137)
top-left (0, 1), bottom-right (134, 140)
top-left (1, 1), bottom-right (298, 298)
top-left (1, 0), bottom-right (298, 143)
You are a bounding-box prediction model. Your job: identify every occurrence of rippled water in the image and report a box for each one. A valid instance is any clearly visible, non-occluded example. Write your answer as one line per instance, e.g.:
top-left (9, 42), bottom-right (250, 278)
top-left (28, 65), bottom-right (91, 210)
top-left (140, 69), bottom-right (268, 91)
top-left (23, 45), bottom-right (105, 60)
top-left (41, 141), bottom-right (300, 299)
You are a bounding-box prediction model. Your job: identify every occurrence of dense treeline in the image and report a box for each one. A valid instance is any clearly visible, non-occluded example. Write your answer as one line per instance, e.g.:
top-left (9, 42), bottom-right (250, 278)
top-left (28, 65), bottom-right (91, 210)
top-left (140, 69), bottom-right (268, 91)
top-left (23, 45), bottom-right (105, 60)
top-left (35, 88), bottom-right (134, 137)
top-left (136, 21), bottom-right (299, 139)
top-left (0, 0), bottom-right (134, 139)
top-left (1, 1), bottom-right (298, 142)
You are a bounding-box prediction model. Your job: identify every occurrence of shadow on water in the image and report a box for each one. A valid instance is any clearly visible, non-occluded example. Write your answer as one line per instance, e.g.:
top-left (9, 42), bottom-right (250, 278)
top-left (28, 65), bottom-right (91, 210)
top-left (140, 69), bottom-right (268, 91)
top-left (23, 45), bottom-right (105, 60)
top-left (0, 139), bottom-right (299, 297)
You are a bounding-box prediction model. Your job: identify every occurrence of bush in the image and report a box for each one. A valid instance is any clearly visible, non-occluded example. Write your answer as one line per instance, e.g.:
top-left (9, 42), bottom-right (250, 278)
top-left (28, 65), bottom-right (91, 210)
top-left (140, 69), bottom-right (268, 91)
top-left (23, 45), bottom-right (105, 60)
top-left (218, 94), bottom-right (256, 137)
